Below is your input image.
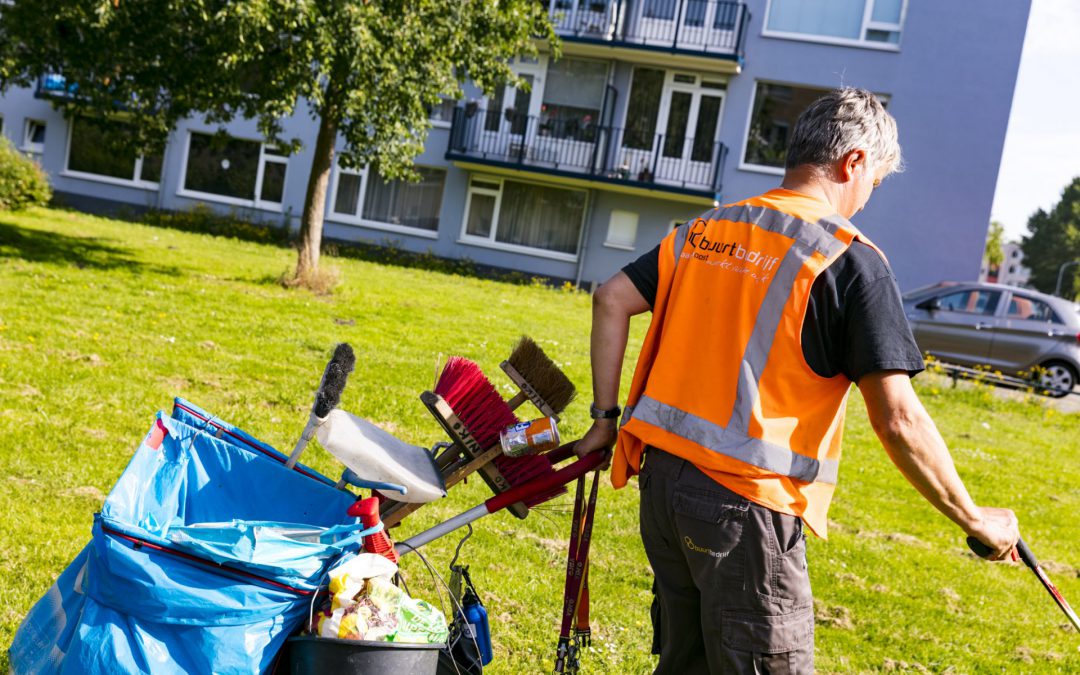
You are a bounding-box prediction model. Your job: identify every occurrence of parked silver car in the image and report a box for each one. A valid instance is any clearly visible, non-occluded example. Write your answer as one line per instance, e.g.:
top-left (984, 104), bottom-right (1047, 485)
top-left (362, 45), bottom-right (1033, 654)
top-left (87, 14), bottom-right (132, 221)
top-left (902, 281), bottom-right (1080, 397)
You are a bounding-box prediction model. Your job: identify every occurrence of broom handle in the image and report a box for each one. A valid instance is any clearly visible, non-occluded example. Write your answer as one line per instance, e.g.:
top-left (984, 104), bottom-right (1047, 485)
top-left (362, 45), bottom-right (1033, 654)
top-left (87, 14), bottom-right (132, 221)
top-left (397, 444), bottom-right (605, 555)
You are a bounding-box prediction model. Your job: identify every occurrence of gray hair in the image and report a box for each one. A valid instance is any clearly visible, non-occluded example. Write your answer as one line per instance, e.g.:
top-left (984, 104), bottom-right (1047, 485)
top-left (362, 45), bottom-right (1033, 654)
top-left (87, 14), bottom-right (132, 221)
top-left (785, 87), bottom-right (903, 175)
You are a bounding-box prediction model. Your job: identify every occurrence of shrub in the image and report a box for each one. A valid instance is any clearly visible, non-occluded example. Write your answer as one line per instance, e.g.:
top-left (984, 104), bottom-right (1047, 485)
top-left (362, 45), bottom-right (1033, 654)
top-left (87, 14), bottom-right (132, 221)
top-left (0, 137), bottom-right (52, 211)
top-left (140, 204), bottom-right (291, 245)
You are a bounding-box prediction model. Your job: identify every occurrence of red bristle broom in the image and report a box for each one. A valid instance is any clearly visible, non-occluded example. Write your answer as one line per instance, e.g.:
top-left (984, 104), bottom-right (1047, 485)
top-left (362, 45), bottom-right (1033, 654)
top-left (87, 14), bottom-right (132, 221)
top-left (434, 356), bottom-right (566, 510)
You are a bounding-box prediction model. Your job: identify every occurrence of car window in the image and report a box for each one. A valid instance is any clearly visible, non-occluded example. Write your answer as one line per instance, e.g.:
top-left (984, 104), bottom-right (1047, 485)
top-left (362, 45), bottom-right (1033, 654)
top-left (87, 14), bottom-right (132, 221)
top-left (1006, 295), bottom-right (1059, 323)
top-left (937, 290), bottom-right (1000, 315)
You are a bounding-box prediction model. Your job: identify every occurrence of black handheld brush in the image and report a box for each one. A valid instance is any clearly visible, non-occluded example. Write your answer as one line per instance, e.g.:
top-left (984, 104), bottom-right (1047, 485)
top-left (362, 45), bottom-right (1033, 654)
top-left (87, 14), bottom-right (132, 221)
top-left (285, 343), bottom-right (356, 469)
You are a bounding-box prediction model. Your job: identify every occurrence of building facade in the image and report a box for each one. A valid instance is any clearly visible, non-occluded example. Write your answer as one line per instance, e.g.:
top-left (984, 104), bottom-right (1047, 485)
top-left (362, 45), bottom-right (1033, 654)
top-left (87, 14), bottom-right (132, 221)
top-left (0, 0), bottom-right (1031, 290)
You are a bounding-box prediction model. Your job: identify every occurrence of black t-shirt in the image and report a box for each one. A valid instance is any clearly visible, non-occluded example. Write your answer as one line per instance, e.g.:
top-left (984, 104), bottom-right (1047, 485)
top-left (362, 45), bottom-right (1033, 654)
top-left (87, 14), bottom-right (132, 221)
top-left (622, 240), bottom-right (925, 382)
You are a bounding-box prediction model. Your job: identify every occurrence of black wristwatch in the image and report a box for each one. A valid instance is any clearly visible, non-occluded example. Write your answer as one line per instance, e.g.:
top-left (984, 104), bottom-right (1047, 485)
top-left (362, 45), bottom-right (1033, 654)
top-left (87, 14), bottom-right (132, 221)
top-left (589, 403), bottom-right (621, 420)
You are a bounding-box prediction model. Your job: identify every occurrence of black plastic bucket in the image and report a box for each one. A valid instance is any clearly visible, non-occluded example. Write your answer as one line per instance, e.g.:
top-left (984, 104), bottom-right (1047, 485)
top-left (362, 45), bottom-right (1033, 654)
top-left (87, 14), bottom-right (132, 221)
top-left (287, 635), bottom-right (442, 674)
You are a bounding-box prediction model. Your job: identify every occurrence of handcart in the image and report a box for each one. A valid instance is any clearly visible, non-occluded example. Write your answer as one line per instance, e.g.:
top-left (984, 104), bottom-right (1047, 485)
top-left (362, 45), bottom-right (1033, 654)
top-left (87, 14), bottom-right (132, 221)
top-left (8, 343), bottom-right (606, 674)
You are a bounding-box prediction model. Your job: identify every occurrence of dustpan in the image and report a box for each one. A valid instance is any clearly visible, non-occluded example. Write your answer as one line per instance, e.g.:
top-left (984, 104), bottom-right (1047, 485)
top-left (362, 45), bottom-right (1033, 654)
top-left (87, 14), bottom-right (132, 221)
top-left (317, 409), bottom-right (446, 504)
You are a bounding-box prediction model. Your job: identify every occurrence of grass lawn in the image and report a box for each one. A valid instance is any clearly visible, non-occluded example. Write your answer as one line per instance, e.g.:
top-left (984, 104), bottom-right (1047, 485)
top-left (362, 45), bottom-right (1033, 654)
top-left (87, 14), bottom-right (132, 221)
top-left (1, 206), bottom-right (1078, 673)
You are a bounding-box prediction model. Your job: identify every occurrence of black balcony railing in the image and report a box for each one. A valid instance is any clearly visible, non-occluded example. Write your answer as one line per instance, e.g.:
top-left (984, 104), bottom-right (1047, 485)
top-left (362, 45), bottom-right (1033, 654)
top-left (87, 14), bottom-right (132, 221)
top-left (546, 0), bottom-right (749, 60)
top-left (447, 106), bottom-right (727, 197)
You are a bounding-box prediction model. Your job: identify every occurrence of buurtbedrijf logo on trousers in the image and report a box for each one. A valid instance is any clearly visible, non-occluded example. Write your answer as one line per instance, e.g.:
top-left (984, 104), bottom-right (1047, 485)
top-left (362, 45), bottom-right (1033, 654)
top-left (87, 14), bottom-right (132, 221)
top-left (683, 232), bottom-right (780, 283)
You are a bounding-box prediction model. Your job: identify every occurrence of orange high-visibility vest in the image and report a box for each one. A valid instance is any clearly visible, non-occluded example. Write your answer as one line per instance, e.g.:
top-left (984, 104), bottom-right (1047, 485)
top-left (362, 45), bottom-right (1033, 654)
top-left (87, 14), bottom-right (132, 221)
top-left (613, 189), bottom-right (885, 538)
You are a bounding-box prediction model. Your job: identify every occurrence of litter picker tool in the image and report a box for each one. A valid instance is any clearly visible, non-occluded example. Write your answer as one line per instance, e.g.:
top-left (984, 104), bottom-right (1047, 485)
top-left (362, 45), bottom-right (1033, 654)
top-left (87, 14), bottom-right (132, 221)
top-left (554, 468), bottom-right (601, 675)
top-left (967, 536), bottom-right (1080, 632)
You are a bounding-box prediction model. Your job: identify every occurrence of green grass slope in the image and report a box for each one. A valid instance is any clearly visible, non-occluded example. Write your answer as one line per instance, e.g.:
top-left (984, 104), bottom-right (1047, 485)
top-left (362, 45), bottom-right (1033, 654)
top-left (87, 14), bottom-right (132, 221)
top-left (1, 207), bottom-right (1077, 673)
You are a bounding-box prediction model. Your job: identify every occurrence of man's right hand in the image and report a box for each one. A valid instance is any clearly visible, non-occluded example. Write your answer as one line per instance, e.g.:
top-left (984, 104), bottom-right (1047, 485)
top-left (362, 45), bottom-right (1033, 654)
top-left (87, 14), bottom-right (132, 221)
top-left (574, 418), bottom-right (618, 463)
top-left (965, 506), bottom-right (1021, 561)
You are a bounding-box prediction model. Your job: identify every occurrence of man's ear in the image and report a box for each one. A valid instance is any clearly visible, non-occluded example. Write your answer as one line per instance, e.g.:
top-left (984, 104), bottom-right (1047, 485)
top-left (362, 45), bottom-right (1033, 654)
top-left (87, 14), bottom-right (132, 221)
top-left (840, 149), bottom-right (867, 183)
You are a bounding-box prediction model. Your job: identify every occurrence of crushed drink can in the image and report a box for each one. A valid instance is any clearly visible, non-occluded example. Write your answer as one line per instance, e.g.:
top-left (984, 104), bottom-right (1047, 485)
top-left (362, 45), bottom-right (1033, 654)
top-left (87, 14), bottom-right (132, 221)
top-left (499, 417), bottom-right (560, 457)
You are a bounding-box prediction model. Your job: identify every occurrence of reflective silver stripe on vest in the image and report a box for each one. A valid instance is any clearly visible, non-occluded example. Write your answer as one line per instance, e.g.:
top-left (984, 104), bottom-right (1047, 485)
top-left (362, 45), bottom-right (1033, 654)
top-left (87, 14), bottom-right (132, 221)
top-left (632, 395), bottom-right (839, 484)
top-left (712, 204), bottom-right (848, 259)
top-left (632, 203), bottom-right (854, 485)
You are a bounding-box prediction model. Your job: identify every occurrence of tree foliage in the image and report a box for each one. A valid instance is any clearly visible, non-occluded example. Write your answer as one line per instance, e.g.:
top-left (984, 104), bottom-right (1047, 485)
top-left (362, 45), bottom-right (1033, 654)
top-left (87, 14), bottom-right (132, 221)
top-left (0, 0), bottom-right (558, 281)
top-left (1020, 177), bottom-right (1080, 298)
top-left (983, 220), bottom-right (1005, 271)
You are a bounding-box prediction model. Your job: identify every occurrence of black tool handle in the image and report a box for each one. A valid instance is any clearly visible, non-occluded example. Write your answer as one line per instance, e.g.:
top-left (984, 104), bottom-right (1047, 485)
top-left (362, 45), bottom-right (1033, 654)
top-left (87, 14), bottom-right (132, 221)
top-left (966, 535), bottom-right (1036, 569)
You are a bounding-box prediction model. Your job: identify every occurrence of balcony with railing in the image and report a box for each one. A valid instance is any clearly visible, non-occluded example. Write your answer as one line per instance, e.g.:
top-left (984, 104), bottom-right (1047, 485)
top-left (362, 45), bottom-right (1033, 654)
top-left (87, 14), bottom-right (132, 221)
top-left (35, 73), bottom-right (78, 99)
top-left (545, 0), bottom-right (749, 63)
top-left (446, 105), bottom-right (727, 199)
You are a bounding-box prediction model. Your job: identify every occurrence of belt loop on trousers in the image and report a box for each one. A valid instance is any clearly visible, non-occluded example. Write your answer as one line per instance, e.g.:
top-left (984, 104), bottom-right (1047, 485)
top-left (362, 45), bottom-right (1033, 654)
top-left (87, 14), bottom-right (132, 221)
top-left (673, 454), bottom-right (686, 480)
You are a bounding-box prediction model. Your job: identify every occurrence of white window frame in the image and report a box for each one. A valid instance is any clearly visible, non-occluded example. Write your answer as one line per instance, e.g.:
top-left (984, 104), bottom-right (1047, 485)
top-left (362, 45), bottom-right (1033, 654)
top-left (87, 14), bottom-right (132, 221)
top-left (60, 117), bottom-right (161, 191)
top-left (458, 174), bottom-right (585, 262)
top-left (739, 79), bottom-right (831, 176)
top-left (761, 0), bottom-right (906, 52)
top-left (603, 209), bottom-right (639, 251)
top-left (176, 130), bottom-right (287, 212)
top-left (22, 119), bottom-right (46, 154)
top-left (427, 97), bottom-right (457, 130)
top-left (256, 145), bottom-right (289, 207)
top-left (324, 161), bottom-right (441, 239)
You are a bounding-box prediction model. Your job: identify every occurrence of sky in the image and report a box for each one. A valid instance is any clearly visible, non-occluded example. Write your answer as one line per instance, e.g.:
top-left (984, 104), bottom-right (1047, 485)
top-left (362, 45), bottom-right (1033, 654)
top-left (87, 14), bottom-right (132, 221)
top-left (990, 0), bottom-right (1080, 242)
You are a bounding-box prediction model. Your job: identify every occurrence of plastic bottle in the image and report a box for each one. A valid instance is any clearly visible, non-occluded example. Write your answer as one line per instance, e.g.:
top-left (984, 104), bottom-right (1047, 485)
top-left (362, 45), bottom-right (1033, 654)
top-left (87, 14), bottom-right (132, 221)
top-left (461, 588), bottom-right (492, 665)
top-left (347, 497), bottom-right (399, 564)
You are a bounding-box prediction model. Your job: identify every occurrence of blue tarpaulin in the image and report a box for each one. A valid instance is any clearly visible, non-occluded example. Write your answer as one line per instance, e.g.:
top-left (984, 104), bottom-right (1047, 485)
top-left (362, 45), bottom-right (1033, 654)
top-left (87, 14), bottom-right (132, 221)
top-left (9, 399), bottom-right (361, 674)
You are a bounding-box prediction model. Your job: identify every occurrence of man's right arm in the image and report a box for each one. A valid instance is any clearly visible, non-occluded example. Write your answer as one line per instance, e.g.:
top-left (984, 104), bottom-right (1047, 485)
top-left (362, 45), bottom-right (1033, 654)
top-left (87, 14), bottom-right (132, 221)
top-left (858, 370), bottom-right (1020, 560)
top-left (574, 272), bottom-right (651, 458)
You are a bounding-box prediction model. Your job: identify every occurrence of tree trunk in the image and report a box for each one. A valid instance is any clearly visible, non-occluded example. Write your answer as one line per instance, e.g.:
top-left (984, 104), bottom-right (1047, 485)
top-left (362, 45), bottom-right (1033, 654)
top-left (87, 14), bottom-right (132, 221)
top-left (296, 90), bottom-right (341, 279)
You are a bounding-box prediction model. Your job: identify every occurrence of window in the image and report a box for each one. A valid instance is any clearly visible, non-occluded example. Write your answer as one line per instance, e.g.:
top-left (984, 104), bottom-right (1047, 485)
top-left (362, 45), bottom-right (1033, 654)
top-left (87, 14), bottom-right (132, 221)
top-left (427, 98), bottom-right (458, 126)
top-left (643, 0), bottom-right (676, 20)
top-left (330, 164), bottom-right (446, 233)
top-left (766, 0), bottom-right (905, 47)
top-left (540, 58), bottom-right (608, 142)
top-left (182, 132), bottom-right (287, 208)
top-left (937, 290), bottom-right (1000, 316)
top-left (1006, 295), bottom-right (1058, 323)
top-left (744, 82), bottom-right (831, 170)
top-left (605, 210), bottom-right (638, 249)
top-left (624, 68), bottom-right (664, 151)
top-left (66, 117), bottom-right (162, 185)
top-left (462, 176), bottom-right (586, 257)
top-left (23, 119), bottom-right (46, 154)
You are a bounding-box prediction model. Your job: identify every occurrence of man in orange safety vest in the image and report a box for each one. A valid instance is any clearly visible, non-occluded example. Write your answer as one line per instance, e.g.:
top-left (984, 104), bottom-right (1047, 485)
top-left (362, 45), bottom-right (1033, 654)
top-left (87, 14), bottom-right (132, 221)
top-left (574, 87), bottom-right (1020, 674)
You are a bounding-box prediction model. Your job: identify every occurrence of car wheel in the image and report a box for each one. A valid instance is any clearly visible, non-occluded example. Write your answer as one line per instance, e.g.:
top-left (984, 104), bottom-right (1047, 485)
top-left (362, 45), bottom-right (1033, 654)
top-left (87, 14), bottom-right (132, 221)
top-left (1037, 360), bottom-right (1077, 398)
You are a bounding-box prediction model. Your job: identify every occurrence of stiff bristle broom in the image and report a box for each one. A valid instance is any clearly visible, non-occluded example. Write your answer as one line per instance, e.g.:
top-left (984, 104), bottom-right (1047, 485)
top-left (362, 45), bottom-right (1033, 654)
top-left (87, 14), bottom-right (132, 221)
top-left (434, 356), bottom-right (565, 507)
top-left (437, 336), bottom-right (578, 508)
top-left (501, 335), bottom-right (576, 415)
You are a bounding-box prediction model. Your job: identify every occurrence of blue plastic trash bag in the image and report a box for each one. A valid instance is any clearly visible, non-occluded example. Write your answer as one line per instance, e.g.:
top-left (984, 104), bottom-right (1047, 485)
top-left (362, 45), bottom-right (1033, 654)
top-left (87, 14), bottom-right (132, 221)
top-left (9, 399), bottom-right (362, 674)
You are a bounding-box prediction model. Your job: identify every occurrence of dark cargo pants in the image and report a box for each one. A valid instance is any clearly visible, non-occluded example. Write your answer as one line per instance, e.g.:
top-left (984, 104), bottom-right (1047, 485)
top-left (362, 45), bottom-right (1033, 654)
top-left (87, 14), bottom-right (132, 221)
top-left (639, 448), bottom-right (815, 674)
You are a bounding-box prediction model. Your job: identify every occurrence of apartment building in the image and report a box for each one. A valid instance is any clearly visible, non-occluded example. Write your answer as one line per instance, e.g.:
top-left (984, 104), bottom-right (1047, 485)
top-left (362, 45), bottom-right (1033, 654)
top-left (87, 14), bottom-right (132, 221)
top-left (0, 1), bottom-right (1031, 289)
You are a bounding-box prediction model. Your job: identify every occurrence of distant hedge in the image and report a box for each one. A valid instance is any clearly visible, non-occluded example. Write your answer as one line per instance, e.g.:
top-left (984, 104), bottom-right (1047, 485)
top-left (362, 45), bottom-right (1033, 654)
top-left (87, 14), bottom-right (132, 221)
top-left (0, 137), bottom-right (52, 211)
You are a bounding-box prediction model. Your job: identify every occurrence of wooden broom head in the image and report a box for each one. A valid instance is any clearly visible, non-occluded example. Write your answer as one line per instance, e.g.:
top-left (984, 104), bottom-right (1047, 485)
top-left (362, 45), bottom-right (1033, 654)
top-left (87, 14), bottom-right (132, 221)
top-left (505, 335), bottom-right (577, 414)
